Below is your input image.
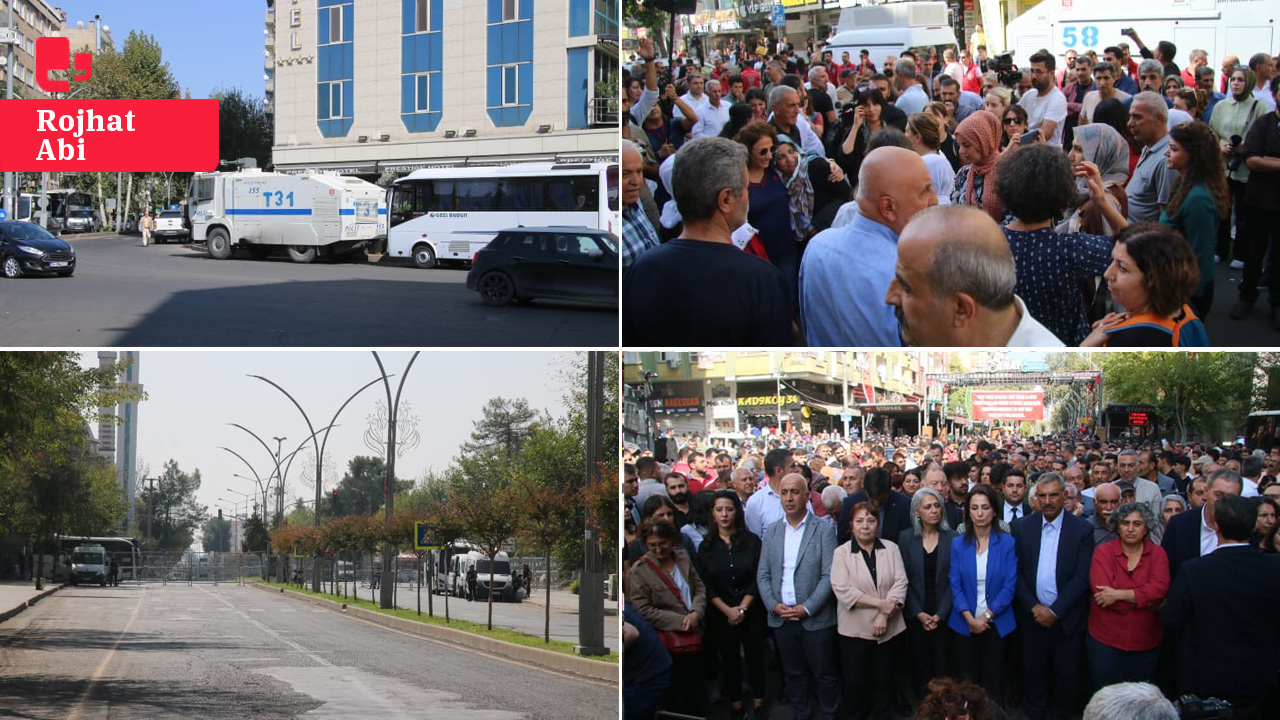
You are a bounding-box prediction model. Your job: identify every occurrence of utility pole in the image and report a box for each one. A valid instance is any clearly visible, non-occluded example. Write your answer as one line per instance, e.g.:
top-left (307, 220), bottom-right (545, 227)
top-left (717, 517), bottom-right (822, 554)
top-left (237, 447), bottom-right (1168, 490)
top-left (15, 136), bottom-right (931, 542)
top-left (2, 0), bottom-right (15, 220)
top-left (373, 352), bottom-right (419, 610)
top-left (576, 351), bottom-right (608, 656)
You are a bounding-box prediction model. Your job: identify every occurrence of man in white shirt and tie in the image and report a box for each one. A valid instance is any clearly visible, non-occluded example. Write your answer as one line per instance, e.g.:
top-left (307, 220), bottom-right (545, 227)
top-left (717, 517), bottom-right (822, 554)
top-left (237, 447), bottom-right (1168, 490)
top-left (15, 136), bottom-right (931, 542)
top-left (1002, 468), bottom-right (1030, 525)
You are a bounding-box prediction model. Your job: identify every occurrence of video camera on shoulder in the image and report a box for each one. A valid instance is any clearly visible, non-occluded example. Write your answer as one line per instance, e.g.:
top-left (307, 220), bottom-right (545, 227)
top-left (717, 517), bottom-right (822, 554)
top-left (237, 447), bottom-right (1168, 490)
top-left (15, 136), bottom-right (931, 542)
top-left (991, 50), bottom-right (1021, 87)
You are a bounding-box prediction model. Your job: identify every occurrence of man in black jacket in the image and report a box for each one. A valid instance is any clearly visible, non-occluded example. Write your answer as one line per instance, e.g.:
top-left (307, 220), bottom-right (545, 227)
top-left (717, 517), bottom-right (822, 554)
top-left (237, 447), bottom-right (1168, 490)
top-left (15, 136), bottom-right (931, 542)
top-left (837, 466), bottom-right (911, 545)
top-left (1163, 494), bottom-right (1280, 719)
top-left (1162, 469), bottom-right (1243, 579)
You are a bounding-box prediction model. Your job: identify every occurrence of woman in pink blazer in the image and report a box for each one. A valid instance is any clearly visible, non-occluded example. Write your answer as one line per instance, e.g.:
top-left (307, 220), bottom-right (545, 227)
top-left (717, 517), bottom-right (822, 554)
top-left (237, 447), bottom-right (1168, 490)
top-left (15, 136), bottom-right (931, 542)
top-left (831, 501), bottom-right (909, 720)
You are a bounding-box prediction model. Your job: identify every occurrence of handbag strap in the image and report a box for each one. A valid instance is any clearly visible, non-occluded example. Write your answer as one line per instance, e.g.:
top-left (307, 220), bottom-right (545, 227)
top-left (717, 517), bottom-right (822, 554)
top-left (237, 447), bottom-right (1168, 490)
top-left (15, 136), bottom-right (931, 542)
top-left (643, 555), bottom-right (690, 612)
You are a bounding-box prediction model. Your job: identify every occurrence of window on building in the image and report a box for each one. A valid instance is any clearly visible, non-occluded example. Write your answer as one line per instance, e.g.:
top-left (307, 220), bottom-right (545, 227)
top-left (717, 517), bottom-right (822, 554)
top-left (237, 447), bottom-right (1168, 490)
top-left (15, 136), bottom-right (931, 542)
top-left (416, 0), bottom-right (431, 32)
top-left (329, 6), bottom-right (342, 43)
top-left (415, 73), bottom-right (431, 112)
top-left (318, 80), bottom-right (348, 119)
top-left (501, 64), bottom-right (519, 106)
top-left (502, 0), bottom-right (517, 21)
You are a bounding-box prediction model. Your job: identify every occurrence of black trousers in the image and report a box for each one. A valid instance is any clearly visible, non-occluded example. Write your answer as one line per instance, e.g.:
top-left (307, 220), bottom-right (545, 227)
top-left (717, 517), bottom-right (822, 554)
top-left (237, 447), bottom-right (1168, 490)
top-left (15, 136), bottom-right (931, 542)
top-left (773, 621), bottom-right (841, 720)
top-left (907, 617), bottom-right (952, 696)
top-left (839, 633), bottom-right (901, 720)
top-left (705, 602), bottom-right (767, 705)
top-left (954, 627), bottom-right (1007, 702)
top-left (1238, 202), bottom-right (1280, 305)
top-left (1020, 621), bottom-right (1084, 720)
top-left (661, 650), bottom-right (707, 716)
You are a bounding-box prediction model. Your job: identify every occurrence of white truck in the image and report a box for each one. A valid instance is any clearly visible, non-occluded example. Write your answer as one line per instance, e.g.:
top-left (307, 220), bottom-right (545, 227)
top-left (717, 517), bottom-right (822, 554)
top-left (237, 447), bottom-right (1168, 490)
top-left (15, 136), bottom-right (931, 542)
top-left (70, 545), bottom-right (107, 586)
top-left (1004, 0), bottom-right (1276, 80)
top-left (450, 550), bottom-right (521, 602)
top-left (187, 169), bottom-right (387, 263)
top-left (825, 2), bottom-right (959, 73)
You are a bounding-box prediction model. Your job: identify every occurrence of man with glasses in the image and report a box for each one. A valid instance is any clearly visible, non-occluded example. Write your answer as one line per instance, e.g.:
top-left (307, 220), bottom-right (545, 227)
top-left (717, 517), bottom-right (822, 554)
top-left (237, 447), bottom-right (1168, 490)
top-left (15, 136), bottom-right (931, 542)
top-left (1018, 49), bottom-right (1068, 146)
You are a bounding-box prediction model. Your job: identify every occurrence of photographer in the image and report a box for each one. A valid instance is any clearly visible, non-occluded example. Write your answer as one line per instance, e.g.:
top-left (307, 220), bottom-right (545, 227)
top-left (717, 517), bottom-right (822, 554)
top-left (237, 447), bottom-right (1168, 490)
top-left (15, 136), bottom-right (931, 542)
top-left (831, 84), bottom-right (906, 179)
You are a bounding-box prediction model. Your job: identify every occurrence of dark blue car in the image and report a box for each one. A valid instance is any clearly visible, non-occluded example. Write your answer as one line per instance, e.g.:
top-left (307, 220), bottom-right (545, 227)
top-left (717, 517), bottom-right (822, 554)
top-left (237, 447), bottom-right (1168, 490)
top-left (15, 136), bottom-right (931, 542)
top-left (0, 221), bottom-right (76, 278)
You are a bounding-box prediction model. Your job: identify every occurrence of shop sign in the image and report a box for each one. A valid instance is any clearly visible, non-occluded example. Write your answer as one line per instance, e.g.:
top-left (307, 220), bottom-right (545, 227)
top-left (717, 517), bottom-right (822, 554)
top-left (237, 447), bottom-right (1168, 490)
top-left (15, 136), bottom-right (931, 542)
top-left (780, 0), bottom-right (818, 9)
top-left (687, 8), bottom-right (743, 34)
top-left (739, 0), bottom-right (774, 18)
top-left (738, 393), bottom-right (800, 407)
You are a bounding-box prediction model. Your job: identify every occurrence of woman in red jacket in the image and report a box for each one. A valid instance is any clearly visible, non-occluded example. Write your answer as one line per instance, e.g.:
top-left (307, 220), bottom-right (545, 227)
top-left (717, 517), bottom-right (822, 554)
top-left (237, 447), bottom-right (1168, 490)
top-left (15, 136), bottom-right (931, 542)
top-left (1086, 501), bottom-right (1170, 691)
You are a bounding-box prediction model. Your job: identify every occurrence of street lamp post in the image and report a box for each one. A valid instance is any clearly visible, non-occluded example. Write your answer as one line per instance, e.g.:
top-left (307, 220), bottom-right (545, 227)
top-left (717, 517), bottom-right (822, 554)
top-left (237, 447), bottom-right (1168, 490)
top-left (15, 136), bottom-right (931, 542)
top-left (250, 373), bottom-right (385, 593)
top-left (371, 351), bottom-right (420, 610)
top-left (576, 351), bottom-right (608, 655)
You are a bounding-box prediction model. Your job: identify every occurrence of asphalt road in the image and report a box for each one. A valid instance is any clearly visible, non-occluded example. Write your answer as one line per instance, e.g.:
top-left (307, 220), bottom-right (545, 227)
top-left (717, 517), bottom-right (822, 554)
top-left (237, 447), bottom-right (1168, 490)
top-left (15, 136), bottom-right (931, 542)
top-left (0, 583), bottom-right (615, 720)
top-left (0, 233), bottom-right (617, 347)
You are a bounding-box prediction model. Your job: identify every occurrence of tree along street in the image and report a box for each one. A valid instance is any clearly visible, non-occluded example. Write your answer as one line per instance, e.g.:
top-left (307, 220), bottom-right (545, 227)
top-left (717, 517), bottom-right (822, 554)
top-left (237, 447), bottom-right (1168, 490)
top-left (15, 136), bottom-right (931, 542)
top-left (0, 584), bottom-right (615, 720)
top-left (0, 234), bottom-right (615, 347)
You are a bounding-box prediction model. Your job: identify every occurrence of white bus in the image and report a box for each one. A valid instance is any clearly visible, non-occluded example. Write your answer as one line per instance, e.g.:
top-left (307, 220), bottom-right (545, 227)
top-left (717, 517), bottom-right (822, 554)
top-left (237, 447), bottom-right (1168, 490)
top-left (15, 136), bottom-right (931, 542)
top-left (385, 161), bottom-right (619, 269)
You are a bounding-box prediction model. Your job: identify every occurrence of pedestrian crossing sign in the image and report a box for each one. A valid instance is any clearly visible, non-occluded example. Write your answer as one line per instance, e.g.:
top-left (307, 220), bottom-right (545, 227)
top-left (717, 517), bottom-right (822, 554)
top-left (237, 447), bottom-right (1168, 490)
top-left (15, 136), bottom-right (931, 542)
top-left (415, 523), bottom-right (441, 550)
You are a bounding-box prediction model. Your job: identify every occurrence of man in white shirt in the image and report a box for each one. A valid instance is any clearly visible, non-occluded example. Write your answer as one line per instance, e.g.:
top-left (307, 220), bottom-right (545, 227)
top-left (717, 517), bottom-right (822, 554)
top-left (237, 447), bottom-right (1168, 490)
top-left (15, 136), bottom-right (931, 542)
top-left (1018, 49), bottom-right (1068, 146)
top-left (886, 206), bottom-right (1065, 347)
top-left (672, 71), bottom-right (709, 124)
top-left (1240, 454), bottom-right (1263, 497)
top-left (745, 448), bottom-right (805, 536)
top-left (1249, 52), bottom-right (1278, 111)
top-left (1080, 61), bottom-right (1130, 125)
top-left (690, 79), bottom-right (731, 138)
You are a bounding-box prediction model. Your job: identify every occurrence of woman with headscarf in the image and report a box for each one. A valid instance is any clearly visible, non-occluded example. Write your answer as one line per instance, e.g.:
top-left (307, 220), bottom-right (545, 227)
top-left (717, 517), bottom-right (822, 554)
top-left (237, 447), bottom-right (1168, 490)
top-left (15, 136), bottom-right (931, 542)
top-left (949, 110), bottom-right (1005, 222)
top-left (1092, 98), bottom-right (1141, 176)
top-left (775, 133), bottom-right (850, 239)
top-left (1209, 66), bottom-right (1264, 269)
top-left (1066, 123), bottom-right (1132, 236)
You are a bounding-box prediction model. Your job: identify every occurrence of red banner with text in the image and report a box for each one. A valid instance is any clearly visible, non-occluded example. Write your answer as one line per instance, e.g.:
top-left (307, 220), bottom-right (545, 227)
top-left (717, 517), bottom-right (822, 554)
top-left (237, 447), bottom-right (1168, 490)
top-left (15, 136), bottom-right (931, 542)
top-left (0, 99), bottom-right (220, 172)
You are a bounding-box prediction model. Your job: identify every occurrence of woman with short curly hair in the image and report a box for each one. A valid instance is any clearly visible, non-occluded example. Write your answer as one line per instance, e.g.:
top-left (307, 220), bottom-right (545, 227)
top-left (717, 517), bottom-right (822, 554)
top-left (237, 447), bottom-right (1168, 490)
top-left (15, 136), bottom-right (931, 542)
top-left (996, 143), bottom-right (1112, 345)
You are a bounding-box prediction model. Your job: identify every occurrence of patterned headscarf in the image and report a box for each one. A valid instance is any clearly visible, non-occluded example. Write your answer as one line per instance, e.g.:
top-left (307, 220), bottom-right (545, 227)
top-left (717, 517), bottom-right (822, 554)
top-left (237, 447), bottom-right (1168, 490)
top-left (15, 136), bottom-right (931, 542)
top-left (1073, 123), bottom-right (1131, 195)
top-left (955, 110), bottom-right (1003, 221)
top-left (777, 133), bottom-right (813, 243)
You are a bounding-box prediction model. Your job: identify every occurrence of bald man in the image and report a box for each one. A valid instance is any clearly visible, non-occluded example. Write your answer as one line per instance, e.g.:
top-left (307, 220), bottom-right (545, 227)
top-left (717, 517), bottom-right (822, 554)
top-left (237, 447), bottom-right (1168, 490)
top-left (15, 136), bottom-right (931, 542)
top-left (800, 147), bottom-right (937, 346)
top-left (885, 206), bottom-right (1063, 346)
top-left (757, 472), bottom-right (841, 720)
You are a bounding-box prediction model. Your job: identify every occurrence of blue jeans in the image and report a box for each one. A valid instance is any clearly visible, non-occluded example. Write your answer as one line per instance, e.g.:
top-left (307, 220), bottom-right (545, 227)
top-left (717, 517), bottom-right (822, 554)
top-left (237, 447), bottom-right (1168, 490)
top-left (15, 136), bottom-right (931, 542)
top-left (1086, 632), bottom-right (1160, 691)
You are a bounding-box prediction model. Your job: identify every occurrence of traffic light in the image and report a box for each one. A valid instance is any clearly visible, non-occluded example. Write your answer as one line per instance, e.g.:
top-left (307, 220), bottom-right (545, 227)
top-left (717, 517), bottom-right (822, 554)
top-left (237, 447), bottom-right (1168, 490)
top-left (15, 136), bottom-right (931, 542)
top-left (331, 489), bottom-right (338, 500)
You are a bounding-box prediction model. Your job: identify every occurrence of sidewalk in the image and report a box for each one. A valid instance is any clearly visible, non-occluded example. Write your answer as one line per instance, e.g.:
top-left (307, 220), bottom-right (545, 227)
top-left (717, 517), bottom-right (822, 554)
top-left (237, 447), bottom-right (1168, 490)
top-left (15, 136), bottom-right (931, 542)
top-left (522, 586), bottom-right (619, 616)
top-left (0, 580), bottom-right (61, 625)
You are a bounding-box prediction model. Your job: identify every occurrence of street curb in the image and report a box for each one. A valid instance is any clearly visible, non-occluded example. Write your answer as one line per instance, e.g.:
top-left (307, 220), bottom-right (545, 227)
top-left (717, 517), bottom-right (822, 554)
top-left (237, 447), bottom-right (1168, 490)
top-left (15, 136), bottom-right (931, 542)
top-left (249, 583), bottom-right (617, 684)
top-left (0, 584), bottom-right (62, 625)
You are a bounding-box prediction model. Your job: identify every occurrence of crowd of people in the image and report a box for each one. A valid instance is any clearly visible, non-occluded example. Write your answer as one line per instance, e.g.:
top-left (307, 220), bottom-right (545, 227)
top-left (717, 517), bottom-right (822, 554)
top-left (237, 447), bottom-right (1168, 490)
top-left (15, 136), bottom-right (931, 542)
top-left (622, 430), bottom-right (1280, 720)
top-left (621, 33), bottom-right (1280, 348)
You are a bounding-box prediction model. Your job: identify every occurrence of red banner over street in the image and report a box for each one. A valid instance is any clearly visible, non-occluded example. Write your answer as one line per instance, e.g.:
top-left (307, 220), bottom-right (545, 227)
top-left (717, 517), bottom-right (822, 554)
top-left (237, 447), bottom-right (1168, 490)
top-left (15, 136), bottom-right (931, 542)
top-left (0, 99), bottom-right (219, 172)
top-left (971, 391), bottom-right (1045, 421)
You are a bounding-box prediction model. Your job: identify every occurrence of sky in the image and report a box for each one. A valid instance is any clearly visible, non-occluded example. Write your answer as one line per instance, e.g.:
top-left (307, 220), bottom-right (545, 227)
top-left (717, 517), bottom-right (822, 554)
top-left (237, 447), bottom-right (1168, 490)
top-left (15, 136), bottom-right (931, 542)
top-left (77, 350), bottom-right (576, 523)
top-left (53, 0), bottom-right (267, 98)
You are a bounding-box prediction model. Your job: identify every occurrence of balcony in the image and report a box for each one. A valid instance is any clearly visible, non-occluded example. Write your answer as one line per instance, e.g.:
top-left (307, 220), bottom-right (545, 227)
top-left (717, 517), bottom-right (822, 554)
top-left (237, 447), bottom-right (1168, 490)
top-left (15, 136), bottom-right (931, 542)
top-left (590, 97), bottom-right (617, 127)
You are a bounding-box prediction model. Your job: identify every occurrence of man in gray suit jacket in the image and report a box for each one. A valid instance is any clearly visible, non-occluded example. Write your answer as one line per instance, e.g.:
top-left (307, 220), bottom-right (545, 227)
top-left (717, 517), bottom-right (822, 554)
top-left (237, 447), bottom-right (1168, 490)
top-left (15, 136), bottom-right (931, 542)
top-left (757, 474), bottom-right (841, 720)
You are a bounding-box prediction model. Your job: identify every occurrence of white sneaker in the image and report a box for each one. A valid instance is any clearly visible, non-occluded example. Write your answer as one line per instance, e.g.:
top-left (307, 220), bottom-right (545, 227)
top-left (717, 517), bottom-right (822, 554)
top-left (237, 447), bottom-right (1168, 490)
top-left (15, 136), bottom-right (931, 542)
top-left (1215, 254), bottom-right (1221, 263)
top-left (1231, 259), bottom-right (1245, 269)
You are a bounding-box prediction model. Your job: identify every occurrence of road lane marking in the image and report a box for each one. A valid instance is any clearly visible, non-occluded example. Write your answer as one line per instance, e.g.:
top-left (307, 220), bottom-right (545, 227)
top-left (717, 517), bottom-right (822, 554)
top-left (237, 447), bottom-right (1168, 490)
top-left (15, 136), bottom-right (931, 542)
top-left (197, 586), bottom-right (332, 667)
top-left (65, 585), bottom-right (146, 720)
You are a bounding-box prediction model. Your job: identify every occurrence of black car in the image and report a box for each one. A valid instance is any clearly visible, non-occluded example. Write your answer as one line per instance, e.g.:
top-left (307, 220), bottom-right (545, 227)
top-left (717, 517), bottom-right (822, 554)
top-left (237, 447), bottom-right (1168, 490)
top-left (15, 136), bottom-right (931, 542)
top-left (0, 221), bottom-right (76, 278)
top-left (465, 227), bottom-right (618, 306)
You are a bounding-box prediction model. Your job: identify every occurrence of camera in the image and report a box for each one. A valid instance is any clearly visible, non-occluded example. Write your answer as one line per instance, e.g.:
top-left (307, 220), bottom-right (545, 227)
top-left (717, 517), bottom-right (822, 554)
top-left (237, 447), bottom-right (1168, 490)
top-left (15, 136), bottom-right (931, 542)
top-left (1226, 134), bottom-right (1245, 171)
top-left (990, 51), bottom-right (1021, 87)
top-left (1176, 695), bottom-right (1232, 720)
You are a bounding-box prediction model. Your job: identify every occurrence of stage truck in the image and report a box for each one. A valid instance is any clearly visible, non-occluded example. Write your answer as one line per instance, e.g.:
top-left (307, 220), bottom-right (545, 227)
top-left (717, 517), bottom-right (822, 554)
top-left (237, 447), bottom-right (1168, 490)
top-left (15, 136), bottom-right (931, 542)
top-left (187, 168), bottom-right (387, 263)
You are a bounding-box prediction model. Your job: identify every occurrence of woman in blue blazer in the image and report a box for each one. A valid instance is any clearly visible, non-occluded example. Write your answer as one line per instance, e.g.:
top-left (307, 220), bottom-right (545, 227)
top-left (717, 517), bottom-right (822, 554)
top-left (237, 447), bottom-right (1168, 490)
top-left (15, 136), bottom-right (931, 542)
top-left (948, 484), bottom-right (1018, 702)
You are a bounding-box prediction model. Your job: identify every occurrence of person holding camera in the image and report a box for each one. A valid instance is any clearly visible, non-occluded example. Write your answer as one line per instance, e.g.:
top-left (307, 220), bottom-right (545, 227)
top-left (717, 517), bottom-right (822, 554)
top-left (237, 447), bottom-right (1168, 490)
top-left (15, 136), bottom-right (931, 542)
top-left (1211, 67), bottom-right (1265, 287)
top-left (833, 84), bottom-right (890, 179)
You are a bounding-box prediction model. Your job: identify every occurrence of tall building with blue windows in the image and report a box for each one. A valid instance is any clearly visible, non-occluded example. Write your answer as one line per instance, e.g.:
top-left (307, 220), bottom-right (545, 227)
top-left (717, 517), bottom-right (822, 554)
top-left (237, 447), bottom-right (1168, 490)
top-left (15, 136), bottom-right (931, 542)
top-left (267, 0), bottom-right (618, 177)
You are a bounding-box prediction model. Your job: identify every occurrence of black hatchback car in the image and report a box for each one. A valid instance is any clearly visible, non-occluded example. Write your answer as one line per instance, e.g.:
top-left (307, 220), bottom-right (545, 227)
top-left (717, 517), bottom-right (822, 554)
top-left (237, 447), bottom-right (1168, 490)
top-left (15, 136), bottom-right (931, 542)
top-left (0, 221), bottom-right (76, 278)
top-left (466, 227), bottom-right (618, 306)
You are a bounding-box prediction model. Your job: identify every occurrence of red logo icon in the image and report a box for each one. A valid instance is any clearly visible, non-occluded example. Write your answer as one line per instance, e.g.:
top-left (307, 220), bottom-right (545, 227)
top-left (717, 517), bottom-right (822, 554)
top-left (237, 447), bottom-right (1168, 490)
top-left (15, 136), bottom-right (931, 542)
top-left (36, 36), bottom-right (94, 94)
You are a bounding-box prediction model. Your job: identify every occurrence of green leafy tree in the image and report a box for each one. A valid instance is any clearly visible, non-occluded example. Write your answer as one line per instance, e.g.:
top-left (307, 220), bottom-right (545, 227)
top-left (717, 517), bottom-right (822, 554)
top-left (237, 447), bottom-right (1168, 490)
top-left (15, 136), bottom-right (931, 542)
top-left (1102, 353), bottom-right (1256, 443)
top-left (242, 513), bottom-right (270, 553)
top-left (334, 455), bottom-right (411, 516)
top-left (624, 1), bottom-right (670, 56)
top-left (140, 460), bottom-right (205, 553)
top-left (459, 397), bottom-right (543, 470)
top-left (202, 515), bottom-right (232, 553)
top-left (211, 86), bottom-right (273, 168)
top-left (512, 469), bottom-right (579, 642)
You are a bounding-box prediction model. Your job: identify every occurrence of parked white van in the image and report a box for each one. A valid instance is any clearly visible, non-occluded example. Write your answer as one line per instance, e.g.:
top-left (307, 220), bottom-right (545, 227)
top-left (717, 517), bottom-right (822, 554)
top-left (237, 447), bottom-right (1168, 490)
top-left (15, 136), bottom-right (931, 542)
top-left (825, 2), bottom-right (958, 77)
